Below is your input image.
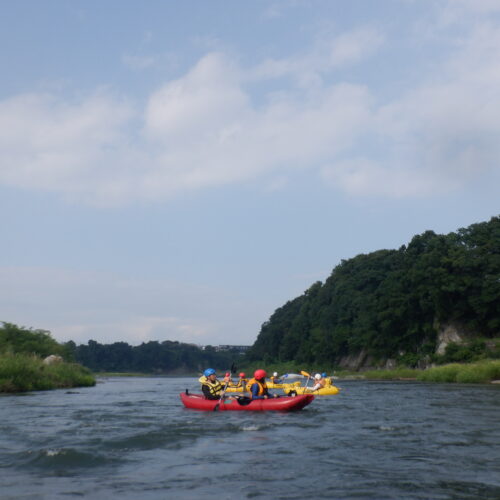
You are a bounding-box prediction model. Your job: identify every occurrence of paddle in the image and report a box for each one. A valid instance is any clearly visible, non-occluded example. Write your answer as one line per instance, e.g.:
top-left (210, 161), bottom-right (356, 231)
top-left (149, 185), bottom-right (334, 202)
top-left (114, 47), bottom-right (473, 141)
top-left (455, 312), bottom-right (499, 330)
top-left (214, 363), bottom-right (235, 411)
top-left (301, 370), bottom-right (312, 393)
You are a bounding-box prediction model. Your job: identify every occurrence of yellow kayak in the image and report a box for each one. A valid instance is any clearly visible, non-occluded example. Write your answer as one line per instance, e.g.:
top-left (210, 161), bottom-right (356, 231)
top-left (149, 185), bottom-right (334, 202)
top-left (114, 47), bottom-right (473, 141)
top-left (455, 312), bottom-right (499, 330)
top-left (267, 381), bottom-right (301, 389)
top-left (283, 385), bottom-right (340, 396)
top-left (225, 386), bottom-right (246, 393)
top-left (225, 381), bottom-right (301, 392)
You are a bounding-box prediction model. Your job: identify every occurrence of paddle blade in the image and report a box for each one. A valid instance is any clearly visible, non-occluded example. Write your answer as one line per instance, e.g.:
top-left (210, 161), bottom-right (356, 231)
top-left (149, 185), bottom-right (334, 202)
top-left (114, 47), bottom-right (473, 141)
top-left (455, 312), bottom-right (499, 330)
top-left (300, 370), bottom-right (311, 378)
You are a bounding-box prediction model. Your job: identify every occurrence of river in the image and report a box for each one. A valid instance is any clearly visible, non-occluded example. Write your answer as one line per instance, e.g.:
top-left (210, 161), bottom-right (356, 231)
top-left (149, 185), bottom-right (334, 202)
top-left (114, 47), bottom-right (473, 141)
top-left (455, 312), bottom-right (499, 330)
top-left (0, 377), bottom-right (499, 499)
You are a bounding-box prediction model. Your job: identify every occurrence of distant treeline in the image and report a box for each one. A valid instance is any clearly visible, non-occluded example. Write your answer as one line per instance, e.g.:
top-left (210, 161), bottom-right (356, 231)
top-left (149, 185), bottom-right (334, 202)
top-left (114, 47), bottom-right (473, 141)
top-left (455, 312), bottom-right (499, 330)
top-left (0, 322), bottom-right (240, 375)
top-left (247, 216), bottom-right (500, 366)
top-left (68, 340), bottom-right (240, 374)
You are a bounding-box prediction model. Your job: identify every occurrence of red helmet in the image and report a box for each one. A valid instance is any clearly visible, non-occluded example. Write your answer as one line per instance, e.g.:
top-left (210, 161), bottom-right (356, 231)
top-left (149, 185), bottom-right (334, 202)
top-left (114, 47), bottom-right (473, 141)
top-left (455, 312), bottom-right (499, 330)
top-left (254, 369), bottom-right (267, 380)
top-left (239, 372), bottom-right (246, 378)
top-left (225, 372), bottom-right (230, 377)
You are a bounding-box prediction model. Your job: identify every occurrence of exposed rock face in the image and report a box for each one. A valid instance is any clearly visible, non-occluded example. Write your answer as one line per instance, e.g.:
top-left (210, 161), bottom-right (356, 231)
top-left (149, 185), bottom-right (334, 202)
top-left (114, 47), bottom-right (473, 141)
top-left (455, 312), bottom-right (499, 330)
top-left (337, 349), bottom-right (374, 371)
top-left (435, 323), bottom-right (468, 355)
top-left (43, 354), bottom-right (63, 365)
top-left (336, 321), bottom-right (474, 371)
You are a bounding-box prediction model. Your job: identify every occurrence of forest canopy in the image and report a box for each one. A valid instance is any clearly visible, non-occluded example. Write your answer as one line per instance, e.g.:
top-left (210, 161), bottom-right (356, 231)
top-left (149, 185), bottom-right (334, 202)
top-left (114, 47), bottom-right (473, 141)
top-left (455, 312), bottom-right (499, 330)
top-left (247, 216), bottom-right (500, 366)
top-left (69, 340), bottom-right (240, 374)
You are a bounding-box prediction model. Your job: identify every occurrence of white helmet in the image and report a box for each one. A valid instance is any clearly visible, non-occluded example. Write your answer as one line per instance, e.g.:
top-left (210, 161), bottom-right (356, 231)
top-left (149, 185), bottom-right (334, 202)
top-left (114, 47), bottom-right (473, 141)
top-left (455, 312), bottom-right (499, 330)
top-left (273, 372), bottom-right (278, 377)
top-left (314, 373), bottom-right (321, 380)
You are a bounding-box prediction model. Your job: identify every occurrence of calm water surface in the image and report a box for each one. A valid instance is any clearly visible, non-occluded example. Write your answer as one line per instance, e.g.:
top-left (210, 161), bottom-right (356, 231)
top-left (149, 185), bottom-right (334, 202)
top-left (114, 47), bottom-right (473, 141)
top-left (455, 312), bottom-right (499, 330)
top-left (1, 377), bottom-right (499, 499)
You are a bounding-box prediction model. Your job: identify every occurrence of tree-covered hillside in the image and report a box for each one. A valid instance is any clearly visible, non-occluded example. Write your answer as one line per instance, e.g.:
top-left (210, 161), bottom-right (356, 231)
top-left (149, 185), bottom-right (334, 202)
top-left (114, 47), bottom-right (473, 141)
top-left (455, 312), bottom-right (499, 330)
top-left (247, 216), bottom-right (500, 366)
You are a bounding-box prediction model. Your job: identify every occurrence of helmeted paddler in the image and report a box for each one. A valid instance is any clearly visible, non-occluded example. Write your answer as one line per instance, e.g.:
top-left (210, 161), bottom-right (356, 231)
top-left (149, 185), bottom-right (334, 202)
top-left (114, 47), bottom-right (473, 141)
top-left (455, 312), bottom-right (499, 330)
top-left (235, 372), bottom-right (248, 389)
top-left (246, 369), bottom-right (279, 400)
top-left (269, 371), bottom-right (283, 384)
top-left (199, 368), bottom-right (224, 400)
top-left (199, 368), bottom-right (235, 400)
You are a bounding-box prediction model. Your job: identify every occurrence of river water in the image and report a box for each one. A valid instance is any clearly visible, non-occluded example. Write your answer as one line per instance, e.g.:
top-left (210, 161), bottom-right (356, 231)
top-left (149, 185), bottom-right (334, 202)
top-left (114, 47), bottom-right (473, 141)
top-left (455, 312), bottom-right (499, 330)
top-left (0, 377), bottom-right (499, 499)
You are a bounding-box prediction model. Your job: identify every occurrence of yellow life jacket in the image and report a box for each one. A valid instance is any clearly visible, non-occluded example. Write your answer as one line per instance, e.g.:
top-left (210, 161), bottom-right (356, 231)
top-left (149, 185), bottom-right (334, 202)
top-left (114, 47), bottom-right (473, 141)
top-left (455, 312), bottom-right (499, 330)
top-left (236, 378), bottom-right (248, 389)
top-left (324, 377), bottom-right (332, 387)
top-left (247, 378), bottom-right (267, 396)
top-left (198, 376), bottom-right (223, 397)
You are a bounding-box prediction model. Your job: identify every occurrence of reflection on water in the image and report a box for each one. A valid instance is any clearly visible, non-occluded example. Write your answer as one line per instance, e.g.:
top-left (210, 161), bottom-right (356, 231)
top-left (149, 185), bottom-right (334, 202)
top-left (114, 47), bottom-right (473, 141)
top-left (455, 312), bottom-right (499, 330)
top-left (1, 377), bottom-right (499, 499)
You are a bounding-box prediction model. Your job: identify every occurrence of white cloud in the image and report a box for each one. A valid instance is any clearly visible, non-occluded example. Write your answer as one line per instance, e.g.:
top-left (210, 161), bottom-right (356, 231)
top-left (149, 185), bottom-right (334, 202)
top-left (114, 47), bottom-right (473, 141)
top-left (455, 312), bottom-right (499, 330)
top-left (250, 28), bottom-right (384, 82)
top-left (321, 158), bottom-right (453, 198)
top-left (0, 21), bottom-right (499, 204)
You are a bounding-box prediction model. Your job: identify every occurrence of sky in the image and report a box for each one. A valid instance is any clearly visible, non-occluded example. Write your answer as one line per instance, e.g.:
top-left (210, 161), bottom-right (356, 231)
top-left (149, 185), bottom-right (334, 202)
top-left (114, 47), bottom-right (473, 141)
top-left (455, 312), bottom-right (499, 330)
top-left (1, 0), bottom-right (499, 347)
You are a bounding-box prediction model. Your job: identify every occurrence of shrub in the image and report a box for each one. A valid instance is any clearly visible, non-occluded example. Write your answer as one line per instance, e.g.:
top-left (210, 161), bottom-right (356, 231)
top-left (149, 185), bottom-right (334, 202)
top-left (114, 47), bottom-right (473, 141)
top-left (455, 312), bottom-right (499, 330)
top-left (0, 353), bottom-right (95, 392)
top-left (418, 360), bottom-right (500, 383)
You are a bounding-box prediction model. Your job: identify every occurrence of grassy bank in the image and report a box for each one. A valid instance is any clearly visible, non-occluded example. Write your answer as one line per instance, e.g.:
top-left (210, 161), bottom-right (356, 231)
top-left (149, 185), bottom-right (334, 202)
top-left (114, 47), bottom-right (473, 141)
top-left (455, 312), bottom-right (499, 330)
top-left (362, 360), bottom-right (500, 384)
top-left (0, 353), bottom-right (96, 393)
top-left (238, 359), bottom-right (500, 385)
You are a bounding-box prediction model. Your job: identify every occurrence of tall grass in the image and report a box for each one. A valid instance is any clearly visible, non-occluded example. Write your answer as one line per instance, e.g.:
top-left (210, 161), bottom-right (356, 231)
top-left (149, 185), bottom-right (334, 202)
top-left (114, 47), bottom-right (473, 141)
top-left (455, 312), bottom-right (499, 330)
top-left (0, 353), bottom-right (96, 392)
top-left (418, 360), bottom-right (500, 384)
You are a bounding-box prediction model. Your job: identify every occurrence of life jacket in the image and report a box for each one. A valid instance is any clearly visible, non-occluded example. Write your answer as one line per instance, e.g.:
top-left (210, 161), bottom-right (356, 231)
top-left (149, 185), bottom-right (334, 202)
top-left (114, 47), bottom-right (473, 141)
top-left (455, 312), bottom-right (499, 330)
top-left (236, 378), bottom-right (248, 389)
top-left (324, 377), bottom-right (332, 387)
top-left (198, 376), bottom-right (223, 397)
top-left (247, 378), bottom-right (267, 396)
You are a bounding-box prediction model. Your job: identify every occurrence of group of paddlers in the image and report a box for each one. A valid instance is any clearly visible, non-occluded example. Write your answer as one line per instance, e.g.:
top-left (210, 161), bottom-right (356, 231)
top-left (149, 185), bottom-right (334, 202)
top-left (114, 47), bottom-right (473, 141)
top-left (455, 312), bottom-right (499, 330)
top-left (198, 368), bottom-right (332, 401)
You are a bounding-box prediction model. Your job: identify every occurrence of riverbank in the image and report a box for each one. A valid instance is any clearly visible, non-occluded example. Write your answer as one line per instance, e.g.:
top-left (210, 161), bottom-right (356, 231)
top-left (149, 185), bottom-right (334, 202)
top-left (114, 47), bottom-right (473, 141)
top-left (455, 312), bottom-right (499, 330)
top-left (0, 353), bottom-right (96, 392)
top-left (239, 359), bottom-right (500, 384)
top-left (353, 359), bottom-right (500, 384)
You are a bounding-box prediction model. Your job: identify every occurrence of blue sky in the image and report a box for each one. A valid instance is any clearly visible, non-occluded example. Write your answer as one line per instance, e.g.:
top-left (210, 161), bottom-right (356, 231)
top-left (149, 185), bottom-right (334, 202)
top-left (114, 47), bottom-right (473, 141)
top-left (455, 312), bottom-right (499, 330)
top-left (1, 0), bottom-right (499, 346)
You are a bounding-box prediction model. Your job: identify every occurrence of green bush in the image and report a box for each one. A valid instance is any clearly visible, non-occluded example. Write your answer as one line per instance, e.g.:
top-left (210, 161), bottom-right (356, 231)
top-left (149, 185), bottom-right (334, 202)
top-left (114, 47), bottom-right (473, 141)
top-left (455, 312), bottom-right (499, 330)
top-left (0, 353), bottom-right (95, 393)
top-left (417, 360), bottom-right (500, 383)
top-left (0, 322), bottom-right (67, 358)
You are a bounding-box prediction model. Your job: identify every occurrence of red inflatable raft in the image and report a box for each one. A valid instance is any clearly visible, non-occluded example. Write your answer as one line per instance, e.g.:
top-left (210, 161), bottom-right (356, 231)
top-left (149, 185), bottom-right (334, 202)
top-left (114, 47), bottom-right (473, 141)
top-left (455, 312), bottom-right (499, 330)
top-left (180, 392), bottom-right (314, 411)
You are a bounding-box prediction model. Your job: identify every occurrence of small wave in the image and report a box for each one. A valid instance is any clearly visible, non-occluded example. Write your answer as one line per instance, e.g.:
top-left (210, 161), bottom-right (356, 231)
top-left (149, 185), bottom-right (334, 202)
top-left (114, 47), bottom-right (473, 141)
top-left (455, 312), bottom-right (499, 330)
top-left (22, 447), bottom-right (121, 470)
top-left (379, 426), bottom-right (395, 431)
top-left (241, 425), bottom-right (261, 431)
top-left (45, 449), bottom-right (64, 457)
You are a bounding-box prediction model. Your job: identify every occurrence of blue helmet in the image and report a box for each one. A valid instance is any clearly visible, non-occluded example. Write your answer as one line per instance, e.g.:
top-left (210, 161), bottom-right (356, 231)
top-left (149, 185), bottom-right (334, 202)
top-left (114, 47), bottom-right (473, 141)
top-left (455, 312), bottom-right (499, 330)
top-left (204, 368), bottom-right (216, 377)
top-left (322, 372), bottom-right (327, 378)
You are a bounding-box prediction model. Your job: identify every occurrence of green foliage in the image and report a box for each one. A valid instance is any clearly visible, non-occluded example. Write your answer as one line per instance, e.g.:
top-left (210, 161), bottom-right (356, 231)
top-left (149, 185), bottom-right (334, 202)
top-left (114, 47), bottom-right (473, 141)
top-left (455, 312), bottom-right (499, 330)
top-left (0, 322), bottom-right (68, 358)
top-left (361, 360), bottom-right (500, 383)
top-left (72, 339), bottom-right (242, 374)
top-left (417, 360), bottom-right (500, 384)
top-left (247, 216), bottom-right (500, 367)
top-left (0, 353), bottom-right (95, 392)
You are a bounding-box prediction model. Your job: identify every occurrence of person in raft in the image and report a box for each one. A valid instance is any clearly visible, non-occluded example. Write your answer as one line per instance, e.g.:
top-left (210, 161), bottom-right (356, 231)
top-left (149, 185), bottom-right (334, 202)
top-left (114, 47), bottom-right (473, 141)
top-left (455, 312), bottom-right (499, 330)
top-left (199, 368), bottom-right (234, 400)
top-left (247, 369), bottom-right (279, 399)
top-left (322, 372), bottom-right (333, 386)
top-left (269, 371), bottom-right (283, 384)
top-left (235, 372), bottom-right (248, 389)
top-left (308, 373), bottom-right (327, 392)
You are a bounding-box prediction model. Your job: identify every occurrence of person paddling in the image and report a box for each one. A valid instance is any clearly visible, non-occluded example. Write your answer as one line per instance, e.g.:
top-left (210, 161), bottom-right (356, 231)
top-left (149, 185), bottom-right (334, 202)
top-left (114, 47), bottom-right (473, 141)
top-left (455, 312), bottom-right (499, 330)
top-left (308, 373), bottom-right (326, 392)
top-left (247, 369), bottom-right (279, 399)
top-left (270, 371), bottom-right (283, 384)
top-left (322, 372), bottom-right (332, 386)
top-left (199, 368), bottom-right (234, 400)
top-left (235, 372), bottom-right (248, 389)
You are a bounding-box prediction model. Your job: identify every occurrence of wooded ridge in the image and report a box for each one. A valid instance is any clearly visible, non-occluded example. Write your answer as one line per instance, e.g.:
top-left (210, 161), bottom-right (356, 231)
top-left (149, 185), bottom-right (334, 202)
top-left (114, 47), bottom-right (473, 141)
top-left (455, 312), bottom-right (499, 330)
top-left (246, 216), bottom-right (500, 369)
